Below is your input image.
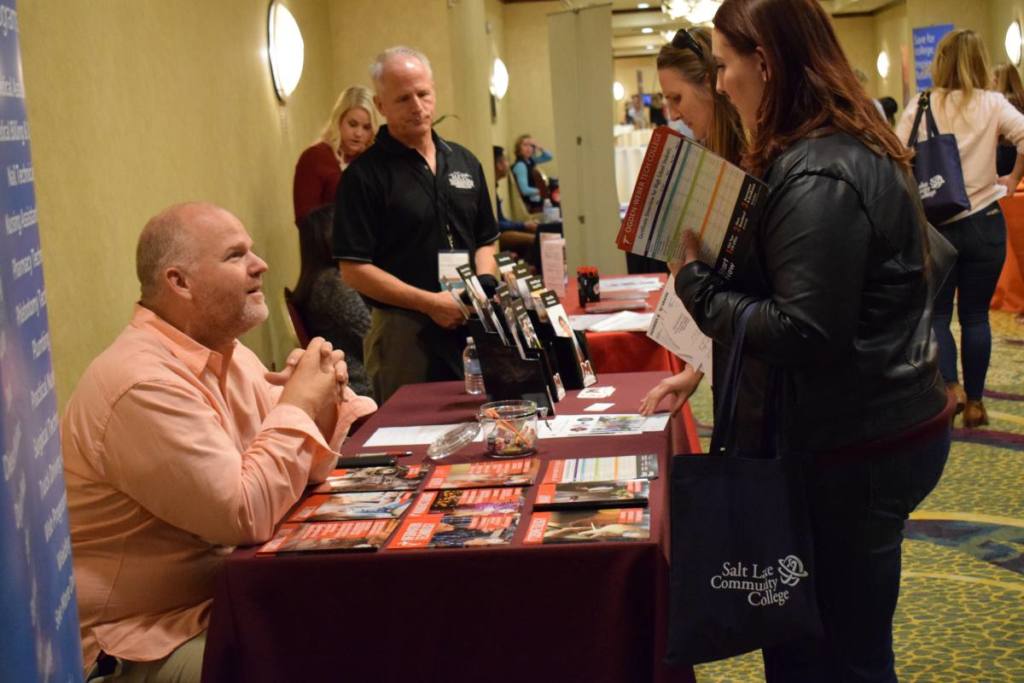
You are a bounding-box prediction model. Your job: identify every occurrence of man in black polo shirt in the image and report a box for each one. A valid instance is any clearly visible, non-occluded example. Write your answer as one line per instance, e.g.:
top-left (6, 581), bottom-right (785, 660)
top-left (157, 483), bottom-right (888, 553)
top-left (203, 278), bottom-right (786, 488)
top-left (334, 46), bottom-right (499, 402)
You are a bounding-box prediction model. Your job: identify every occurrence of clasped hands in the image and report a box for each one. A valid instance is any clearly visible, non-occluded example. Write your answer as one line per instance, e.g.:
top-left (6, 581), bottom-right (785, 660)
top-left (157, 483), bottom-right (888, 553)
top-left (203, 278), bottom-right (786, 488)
top-left (266, 337), bottom-right (348, 421)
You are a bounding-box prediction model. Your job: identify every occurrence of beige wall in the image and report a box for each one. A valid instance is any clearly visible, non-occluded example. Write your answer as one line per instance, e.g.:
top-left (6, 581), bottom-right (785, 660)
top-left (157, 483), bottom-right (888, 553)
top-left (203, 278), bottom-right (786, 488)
top-left (613, 55), bottom-right (658, 123)
top-left (874, 2), bottom-right (910, 107)
top-left (21, 0), bottom-right (336, 409)
top-left (502, 1), bottom-right (561, 178)
top-left (834, 15), bottom-right (879, 96)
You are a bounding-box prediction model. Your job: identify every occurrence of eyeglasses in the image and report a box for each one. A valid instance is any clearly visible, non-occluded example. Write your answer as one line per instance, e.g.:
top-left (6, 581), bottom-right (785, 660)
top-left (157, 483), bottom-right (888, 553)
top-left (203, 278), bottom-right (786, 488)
top-left (671, 29), bottom-right (705, 61)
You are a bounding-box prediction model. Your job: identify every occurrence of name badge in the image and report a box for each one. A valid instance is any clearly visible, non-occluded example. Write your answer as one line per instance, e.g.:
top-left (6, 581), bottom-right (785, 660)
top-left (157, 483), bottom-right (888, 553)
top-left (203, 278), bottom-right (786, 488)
top-left (438, 250), bottom-right (470, 281)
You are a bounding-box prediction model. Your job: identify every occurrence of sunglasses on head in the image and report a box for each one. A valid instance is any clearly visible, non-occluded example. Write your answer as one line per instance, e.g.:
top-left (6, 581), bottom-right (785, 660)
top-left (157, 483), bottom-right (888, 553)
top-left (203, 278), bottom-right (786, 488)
top-left (671, 29), bottom-right (705, 60)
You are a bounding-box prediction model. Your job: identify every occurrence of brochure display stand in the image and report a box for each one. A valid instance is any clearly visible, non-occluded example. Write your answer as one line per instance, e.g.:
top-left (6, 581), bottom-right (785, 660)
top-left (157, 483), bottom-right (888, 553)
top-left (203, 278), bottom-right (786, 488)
top-left (528, 310), bottom-right (595, 391)
top-left (468, 318), bottom-right (556, 415)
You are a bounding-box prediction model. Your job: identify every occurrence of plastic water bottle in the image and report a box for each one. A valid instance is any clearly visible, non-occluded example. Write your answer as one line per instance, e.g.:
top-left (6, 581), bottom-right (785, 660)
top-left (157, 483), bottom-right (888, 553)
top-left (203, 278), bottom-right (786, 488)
top-left (542, 198), bottom-right (560, 223)
top-left (463, 337), bottom-right (485, 395)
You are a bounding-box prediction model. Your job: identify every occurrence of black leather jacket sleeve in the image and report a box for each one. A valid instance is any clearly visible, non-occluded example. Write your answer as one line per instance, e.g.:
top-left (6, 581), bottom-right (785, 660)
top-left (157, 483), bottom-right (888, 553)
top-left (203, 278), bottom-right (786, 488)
top-left (676, 171), bottom-right (872, 368)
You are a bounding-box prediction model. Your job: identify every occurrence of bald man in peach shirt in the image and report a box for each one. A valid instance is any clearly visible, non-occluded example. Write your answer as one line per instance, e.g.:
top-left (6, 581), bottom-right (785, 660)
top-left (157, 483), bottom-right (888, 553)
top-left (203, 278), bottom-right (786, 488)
top-left (62, 202), bottom-right (377, 682)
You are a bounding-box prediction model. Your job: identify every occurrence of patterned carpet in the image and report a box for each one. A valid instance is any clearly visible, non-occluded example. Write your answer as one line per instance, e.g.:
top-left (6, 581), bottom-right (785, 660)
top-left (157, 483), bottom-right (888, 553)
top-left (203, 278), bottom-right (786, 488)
top-left (688, 310), bottom-right (1024, 683)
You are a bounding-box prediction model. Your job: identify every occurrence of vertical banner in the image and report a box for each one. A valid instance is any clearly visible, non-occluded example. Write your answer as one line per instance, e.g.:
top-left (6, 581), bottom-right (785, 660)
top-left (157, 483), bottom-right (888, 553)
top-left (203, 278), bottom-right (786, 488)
top-left (913, 24), bottom-right (954, 91)
top-left (0, 1), bottom-right (84, 681)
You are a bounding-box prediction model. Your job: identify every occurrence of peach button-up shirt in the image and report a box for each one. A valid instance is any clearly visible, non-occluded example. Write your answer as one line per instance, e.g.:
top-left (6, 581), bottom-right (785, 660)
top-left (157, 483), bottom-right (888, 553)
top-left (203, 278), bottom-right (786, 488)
top-left (61, 305), bottom-right (376, 667)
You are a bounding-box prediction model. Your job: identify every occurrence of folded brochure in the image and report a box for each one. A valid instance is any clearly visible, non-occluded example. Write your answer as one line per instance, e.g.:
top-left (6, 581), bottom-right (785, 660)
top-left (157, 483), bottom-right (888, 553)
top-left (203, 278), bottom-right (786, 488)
top-left (524, 507), bottom-right (651, 544)
top-left (313, 465), bottom-right (429, 494)
top-left (258, 519), bottom-right (399, 554)
top-left (411, 487), bottom-right (525, 516)
top-left (425, 458), bottom-right (540, 490)
top-left (389, 513), bottom-right (520, 549)
top-left (534, 479), bottom-right (649, 510)
top-left (288, 491), bottom-right (414, 522)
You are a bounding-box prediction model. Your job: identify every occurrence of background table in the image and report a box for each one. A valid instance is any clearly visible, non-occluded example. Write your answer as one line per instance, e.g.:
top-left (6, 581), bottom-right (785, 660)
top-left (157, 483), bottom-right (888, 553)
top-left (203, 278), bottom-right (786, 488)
top-left (202, 373), bottom-right (698, 683)
top-left (993, 192), bottom-right (1024, 313)
top-left (565, 274), bottom-right (685, 376)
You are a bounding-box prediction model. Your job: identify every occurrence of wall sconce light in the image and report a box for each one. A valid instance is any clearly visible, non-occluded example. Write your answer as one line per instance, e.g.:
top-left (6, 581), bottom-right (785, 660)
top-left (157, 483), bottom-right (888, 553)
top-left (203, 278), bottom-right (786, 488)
top-left (876, 50), bottom-right (890, 79)
top-left (613, 81), bottom-right (626, 101)
top-left (490, 57), bottom-right (509, 100)
top-left (268, 1), bottom-right (304, 102)
top-left (1006, 20), bottom-right (1022, 66)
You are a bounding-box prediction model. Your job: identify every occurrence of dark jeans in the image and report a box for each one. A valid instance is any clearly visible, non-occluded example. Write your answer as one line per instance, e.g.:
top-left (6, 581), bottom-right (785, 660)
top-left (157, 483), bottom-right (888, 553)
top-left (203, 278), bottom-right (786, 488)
top-left (932, 203), bottom-right (1007, 400)
top-left (762, 426), bottom-right (951, 683)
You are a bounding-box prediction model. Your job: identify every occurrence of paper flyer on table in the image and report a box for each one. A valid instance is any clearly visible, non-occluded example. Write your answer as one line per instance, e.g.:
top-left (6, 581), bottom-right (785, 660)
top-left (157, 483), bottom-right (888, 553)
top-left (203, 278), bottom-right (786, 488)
top-left (364, 424), bottom-right (483, 447)
top-left (646, 274), bottom-right (713, 378)
top-left (537, 414), bottom-right (669, 439)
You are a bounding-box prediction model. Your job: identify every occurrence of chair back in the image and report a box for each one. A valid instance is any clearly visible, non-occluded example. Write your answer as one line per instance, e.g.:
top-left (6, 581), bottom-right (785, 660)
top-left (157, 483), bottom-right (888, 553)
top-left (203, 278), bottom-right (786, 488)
top-left (508, 176), bottom-right (543, 223)
top-left (283, 287), bottom-right (311, 348)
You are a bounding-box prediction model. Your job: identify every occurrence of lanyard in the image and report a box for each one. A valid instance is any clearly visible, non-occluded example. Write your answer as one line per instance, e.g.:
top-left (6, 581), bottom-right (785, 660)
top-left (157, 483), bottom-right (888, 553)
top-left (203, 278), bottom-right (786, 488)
top-left (407, 148), bottom-right (457, 249)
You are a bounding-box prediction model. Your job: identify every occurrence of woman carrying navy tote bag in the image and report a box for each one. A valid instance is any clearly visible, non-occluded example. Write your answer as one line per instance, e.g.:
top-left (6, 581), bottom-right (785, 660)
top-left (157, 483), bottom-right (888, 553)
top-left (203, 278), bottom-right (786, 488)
top-left (666, 307), bottom-right (821, 666)
top-left (666, 1), bottom-right (952, 680)
top-left (906, 91), bottom-right (971, 225)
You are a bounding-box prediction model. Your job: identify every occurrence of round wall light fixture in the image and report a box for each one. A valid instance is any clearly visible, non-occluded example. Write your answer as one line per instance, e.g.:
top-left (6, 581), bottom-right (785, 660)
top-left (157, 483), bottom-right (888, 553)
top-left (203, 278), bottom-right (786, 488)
top-left (613, 81), bottom-right (626, 101)
top-left (268, 1), bottom-right (304, 102)
top-left (1006, 20), bottom-right (1022, 66)
top-left (490, 57), bottom-right (509, 100)
top-left (876, 50), bottom-right (890, 79)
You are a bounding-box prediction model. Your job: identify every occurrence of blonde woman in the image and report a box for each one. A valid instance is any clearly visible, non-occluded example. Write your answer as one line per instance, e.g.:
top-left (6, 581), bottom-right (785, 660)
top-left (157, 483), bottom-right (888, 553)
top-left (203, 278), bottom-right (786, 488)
top-left (293, 86), bottom-right (378, 225)
top-left (897, 30), bottom-right (1024, 427)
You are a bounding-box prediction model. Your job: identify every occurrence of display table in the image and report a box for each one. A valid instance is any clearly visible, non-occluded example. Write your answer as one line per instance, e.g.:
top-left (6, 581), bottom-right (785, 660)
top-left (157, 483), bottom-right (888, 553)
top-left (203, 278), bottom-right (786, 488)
top-left (994, 192), bottom-right (1024, 312)
top-left (565, 274), bottom-right (685, 376)
top-left (201, 373), bottom-right (698, 683)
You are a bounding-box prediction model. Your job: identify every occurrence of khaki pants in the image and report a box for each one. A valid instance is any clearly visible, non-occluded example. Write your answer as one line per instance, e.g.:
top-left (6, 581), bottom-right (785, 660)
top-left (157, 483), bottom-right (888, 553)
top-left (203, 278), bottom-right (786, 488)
top-left (88, 631), bottom-right (206, 683)
top-left (364, 307), bottom-right (461, 403)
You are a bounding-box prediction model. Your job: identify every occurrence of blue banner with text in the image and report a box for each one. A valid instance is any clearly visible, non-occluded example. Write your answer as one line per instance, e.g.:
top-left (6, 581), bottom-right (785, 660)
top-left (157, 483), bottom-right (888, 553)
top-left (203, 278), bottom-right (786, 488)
top-left (913, 24), bottom-right (954, 91)
top-left (0, 1), bottom-right (84, 680)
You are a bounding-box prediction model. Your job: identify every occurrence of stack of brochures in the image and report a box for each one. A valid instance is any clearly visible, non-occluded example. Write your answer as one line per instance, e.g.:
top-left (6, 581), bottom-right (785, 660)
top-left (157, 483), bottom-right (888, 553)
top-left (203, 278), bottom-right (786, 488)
top-left (524, 454), bottom-right (659, 545)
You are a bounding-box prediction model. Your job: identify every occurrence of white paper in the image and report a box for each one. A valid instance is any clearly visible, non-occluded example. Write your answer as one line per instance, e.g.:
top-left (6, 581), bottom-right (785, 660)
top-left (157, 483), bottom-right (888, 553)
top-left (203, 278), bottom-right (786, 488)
top-left (437, 251), bottom-right (470, 281)
top-left (540, 234), bottom-right (567, 297)
top-left (363, 423), bottom-right (482, 447)
top-left (584, 402), bottom-right (615, 412)
top-left (646, 274), bottom-right (713, 378)
top-left (578, 386), bottom-right (616, 399)
top-left (588, 311), bottom-right (655, 332)
top-left (601, 276), bottom-right (664, 292)
top-left (642, 414), bottom-right (671, 432)
top-left (537, 414), bottom-right (648, 438)
top-left (569, 314), bottom-right (613, 331)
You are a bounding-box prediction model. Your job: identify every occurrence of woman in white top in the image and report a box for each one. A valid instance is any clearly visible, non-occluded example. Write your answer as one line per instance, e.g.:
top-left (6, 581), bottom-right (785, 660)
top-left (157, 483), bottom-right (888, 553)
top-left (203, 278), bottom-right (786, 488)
top-left (896, 29), bottom-right (1024, 428)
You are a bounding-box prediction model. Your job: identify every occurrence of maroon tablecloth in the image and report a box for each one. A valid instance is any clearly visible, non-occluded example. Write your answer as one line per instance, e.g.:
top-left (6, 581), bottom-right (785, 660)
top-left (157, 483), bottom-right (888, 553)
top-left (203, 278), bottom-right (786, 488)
top-left (202, 373), bottom-right (697, 683)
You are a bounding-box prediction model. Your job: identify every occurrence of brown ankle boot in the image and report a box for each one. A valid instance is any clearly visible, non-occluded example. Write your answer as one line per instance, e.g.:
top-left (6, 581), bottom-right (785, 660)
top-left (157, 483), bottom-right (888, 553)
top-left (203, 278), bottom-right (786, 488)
top-left (947, 382), bottom-right (966, 416)
top-left (962, 400), bottom-right (988, 428)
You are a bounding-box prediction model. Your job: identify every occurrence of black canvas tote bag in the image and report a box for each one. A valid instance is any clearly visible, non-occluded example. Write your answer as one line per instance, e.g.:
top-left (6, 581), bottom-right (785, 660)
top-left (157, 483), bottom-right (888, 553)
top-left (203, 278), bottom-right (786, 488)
top-left (665, 306), bottom-right (822, 666)
top-left (907, 91), bottom-right (971, 225)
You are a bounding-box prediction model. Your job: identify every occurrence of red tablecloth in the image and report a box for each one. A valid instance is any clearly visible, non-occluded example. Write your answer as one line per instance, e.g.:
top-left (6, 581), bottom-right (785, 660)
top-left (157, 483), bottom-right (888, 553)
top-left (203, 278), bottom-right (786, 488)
top-left (993, 193), bottom-right (1024, 312)
top-left (565, 274), bottom-right (686, 375)
top-left (202, 373), bottom-right (698, 683)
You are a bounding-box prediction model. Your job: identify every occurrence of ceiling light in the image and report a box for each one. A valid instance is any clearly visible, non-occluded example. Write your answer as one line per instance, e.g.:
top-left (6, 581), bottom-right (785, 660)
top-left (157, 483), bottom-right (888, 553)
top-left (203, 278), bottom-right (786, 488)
top-left (613, 81), bottom-right (626, 101)
top-left (662, 0), bottom-right (722, 25)
top-left (638, 2), bottom-right (651, 8)
top-left (641, 27), bottom-right (654, 34)
top-left (646, 45), bottom-right (655, 51)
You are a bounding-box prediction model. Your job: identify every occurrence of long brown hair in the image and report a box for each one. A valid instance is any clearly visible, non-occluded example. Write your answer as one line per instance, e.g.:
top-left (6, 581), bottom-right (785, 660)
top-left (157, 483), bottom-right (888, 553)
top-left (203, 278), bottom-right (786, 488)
top-left (657, 27), bottom-right (746, 165)
top-left (993, 63), bottom-right (1024, 113)
top-left (713, 0), bottom-right (912, 177)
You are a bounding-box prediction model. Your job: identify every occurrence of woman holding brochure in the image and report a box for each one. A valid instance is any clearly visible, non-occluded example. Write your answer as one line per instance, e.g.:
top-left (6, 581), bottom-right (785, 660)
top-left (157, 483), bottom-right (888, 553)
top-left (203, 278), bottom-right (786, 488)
top-left (638, 27), bottom-right (748, 418)
top-left (671, 0), bottom-right (951, 680)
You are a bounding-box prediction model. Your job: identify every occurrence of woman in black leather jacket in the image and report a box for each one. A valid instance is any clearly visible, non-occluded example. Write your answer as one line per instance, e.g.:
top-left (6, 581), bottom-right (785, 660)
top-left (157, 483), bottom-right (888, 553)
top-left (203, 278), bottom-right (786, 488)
top-left (672, 0), bottom-right (953, 680)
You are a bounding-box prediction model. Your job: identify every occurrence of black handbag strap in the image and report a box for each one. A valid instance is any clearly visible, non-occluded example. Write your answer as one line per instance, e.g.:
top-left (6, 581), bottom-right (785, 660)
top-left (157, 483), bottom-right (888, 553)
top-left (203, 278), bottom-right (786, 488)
top-left (709, 304), bottom-right (757, 456)
top-left (908, 91), bottom-right (941, 148)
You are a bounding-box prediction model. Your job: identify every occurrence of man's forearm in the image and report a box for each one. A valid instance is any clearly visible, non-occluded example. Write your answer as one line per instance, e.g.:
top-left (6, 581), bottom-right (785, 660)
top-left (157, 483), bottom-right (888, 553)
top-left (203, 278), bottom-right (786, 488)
top-left (474, 243), bottom-right (498, 277)
top-left (339, 261), bottom-right (433, 313)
